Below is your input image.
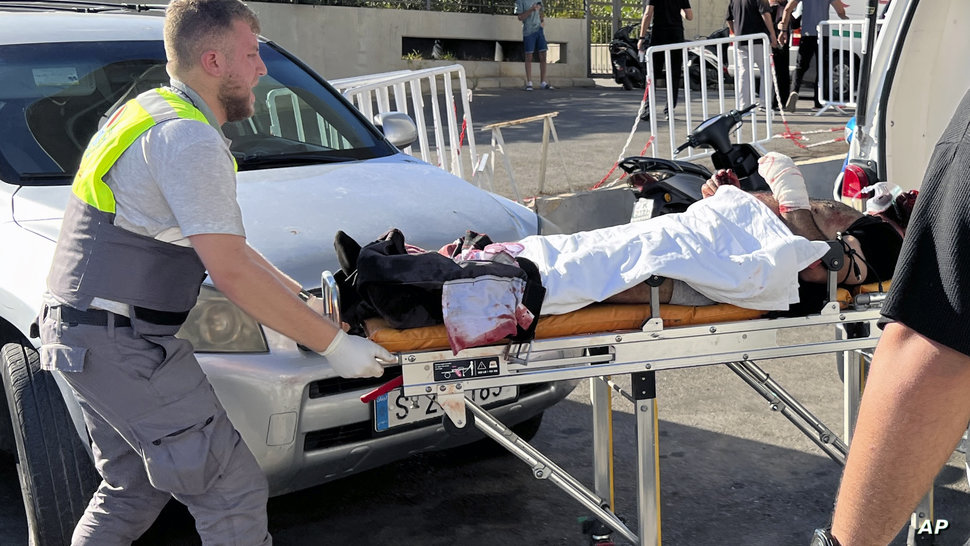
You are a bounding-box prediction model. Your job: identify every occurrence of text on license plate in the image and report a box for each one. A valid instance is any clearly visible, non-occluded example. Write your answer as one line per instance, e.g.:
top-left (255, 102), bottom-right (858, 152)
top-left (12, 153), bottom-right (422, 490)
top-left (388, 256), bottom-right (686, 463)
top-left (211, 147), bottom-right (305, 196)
top-left (374, 386), bottom-right (517, 432)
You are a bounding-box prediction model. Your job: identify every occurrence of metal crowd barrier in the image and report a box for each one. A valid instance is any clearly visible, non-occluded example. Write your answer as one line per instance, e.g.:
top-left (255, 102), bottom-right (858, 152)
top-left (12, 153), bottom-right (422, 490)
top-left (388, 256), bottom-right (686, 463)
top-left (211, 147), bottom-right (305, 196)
top-left (817, 19), bottom-right (884, 114)
top-left (331, 64), bottom-right (478, 180)
top-left (642, 32), bottom-right (774, 161)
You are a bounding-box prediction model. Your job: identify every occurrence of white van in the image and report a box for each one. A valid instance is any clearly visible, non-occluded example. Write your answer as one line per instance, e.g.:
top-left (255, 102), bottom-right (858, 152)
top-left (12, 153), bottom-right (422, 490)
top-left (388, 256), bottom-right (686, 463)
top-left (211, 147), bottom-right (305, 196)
top-left (847, 1), bottom-right (970, 192)
top-left (786, 0), bottom-right (893, 103)
top-left (724, 0), bottom-right (891, 106)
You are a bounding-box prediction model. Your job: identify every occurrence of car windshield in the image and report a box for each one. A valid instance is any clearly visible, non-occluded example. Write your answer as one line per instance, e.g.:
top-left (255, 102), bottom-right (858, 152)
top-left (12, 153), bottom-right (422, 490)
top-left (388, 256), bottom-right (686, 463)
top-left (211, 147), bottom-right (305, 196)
top-left (0, 39), bottom-right (396, 186)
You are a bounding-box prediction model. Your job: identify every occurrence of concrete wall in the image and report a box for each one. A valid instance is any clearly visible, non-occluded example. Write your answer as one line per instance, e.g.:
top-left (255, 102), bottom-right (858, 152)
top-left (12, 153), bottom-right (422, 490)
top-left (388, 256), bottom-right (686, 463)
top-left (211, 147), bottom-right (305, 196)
top-left (686, 0), bottom-right (730, 39)
top-left (248, 3), bottom-right (590, 88)
top-left (247, 1), bottom-right (730, 87)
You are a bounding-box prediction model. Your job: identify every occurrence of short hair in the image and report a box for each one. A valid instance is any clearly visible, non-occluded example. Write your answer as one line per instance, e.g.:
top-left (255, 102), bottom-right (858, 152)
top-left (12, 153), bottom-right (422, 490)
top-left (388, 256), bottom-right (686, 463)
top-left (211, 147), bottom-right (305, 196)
top-left (164, 0), bottom-right (260, 75)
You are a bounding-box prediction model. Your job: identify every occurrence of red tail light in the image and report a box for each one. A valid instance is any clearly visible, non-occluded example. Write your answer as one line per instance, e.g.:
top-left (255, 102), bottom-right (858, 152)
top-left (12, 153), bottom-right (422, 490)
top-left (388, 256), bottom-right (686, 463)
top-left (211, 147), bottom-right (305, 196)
top-left (842, 164), bottom-right (871, 200)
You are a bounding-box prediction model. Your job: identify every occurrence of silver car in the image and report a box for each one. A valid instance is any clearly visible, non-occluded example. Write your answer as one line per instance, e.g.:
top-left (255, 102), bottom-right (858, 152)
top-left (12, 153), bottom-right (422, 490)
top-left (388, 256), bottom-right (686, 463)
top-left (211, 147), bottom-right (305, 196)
top-left (0, 4), bottom-right (573, 543)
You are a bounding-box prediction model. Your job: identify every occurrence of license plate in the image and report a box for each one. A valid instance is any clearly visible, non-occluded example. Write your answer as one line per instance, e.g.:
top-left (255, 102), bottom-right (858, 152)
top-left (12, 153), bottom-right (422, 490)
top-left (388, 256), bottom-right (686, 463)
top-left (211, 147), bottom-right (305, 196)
top-left (373, 386), bottom-right (517, 432)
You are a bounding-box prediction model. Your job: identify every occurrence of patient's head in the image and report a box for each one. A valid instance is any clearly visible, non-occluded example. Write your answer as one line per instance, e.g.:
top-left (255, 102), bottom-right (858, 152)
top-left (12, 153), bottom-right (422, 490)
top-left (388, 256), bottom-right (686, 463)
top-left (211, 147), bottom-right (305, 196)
top-left (869, 189), bottom-right (918, 236)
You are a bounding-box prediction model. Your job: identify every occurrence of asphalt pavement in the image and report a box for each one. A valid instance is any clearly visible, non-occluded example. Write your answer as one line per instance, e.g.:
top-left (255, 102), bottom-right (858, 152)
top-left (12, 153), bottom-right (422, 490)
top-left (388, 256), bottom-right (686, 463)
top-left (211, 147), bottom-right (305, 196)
top-left (464, 80), bottom-right (852, 202)
top-left (1, 81), bottom-right (967, 545)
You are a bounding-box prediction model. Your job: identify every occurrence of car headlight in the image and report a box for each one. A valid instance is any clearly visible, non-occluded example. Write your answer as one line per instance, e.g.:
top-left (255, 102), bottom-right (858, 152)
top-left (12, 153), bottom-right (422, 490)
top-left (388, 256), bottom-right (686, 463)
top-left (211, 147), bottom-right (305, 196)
top-left (176, 285), bottom-right (269, 353)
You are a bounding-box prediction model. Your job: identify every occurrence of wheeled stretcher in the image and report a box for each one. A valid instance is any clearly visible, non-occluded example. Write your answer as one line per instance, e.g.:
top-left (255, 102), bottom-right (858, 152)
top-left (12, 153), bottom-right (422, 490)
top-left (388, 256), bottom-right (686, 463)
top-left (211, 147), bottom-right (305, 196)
top-left (324, 242), bottom-right (892, 545)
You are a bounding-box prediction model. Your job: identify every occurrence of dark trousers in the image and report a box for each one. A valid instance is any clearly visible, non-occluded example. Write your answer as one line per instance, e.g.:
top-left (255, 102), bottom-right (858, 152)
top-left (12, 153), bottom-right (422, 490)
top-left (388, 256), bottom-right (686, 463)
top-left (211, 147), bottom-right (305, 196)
top-left (792, 35), bottom-right (819, 106)
top-left (772, 44), bottom-right (791, 109)
top-left (649, 27), bottom-right (686, 108)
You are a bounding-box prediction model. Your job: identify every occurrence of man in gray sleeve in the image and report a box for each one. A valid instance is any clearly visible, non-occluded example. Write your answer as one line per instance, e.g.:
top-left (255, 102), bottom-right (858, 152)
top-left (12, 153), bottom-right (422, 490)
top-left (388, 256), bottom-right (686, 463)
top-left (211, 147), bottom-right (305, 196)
top-left (37, 0), bottom-right (394, 543)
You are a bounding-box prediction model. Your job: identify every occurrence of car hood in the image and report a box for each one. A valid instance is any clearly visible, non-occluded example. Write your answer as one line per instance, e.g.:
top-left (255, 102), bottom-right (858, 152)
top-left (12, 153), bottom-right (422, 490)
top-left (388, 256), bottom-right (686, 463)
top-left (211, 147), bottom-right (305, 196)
top-left (234, 159), bottom-right (537, 286)
top-left (11, 157), bottom-right (538, 288)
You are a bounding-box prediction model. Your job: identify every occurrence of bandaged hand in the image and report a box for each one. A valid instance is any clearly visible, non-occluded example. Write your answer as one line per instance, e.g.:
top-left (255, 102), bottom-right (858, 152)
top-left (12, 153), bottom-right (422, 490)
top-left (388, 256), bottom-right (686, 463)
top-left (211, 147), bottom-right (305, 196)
top-left (701, 169), bottom-right (741, 198)
top-left (319, 329), bottom-right (395, 378)
top-left (757, 152), bottom-right (810, 212)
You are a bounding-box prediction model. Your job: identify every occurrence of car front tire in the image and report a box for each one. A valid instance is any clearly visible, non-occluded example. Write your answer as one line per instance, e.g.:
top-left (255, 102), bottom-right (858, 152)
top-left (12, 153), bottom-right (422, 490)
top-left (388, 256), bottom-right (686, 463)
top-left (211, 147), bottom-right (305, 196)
top-left (1, 342), bottom-right (99, 546)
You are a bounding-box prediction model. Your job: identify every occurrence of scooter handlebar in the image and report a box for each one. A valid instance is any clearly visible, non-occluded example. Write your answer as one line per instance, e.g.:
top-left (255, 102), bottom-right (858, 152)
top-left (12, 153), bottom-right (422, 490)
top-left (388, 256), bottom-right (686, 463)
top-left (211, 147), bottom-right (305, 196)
top-left (739, 102), bottom-right (759, 114)
top-left (733, 103), bottom-right (759, 120)
top-left (676, 102), bottom-right (758, 155)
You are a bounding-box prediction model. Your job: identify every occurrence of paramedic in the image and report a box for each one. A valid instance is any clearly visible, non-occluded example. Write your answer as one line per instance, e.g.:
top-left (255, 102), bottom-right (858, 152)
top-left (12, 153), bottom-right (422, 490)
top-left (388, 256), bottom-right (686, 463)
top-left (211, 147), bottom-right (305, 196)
top-left (36, 0), bottom-right (394, 543)
top-left (822, 90), bottom-right (970, 545)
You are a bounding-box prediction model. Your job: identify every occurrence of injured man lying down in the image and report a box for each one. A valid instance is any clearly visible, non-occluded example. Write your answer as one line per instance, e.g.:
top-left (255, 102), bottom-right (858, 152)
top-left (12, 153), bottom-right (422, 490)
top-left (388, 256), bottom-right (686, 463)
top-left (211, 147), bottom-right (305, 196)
top-left (336, 152), bottom-right (915, 354)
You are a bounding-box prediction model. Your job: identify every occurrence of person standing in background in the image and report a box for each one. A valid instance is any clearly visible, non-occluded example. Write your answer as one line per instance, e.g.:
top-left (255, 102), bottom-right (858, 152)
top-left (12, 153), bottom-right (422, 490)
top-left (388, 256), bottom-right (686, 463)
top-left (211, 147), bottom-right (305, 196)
top-left (637, 0), bottom-right (693, 121)
top-left (726, 0), bottom-right (779, 109)
top-left (770, 0), bottom-right (791, 110)
top-left (515, 0), bottom-right (554, 91)
top-left (780, 0), bottom-right (848, 111)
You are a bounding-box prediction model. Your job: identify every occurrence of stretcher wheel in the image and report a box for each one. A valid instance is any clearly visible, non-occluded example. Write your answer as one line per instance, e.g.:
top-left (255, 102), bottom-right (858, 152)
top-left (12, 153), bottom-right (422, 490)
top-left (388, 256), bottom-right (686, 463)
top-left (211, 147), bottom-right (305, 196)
top-left (442, 410), bottom-right (475, 436)
top-left (581, 515), bottom-right (615, 545)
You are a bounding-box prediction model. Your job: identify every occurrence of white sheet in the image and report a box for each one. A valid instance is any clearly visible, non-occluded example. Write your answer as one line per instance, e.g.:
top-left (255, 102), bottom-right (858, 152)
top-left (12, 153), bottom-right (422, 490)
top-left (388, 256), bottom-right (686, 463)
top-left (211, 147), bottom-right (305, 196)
top-left (517, 186), bottom-right (831, 315)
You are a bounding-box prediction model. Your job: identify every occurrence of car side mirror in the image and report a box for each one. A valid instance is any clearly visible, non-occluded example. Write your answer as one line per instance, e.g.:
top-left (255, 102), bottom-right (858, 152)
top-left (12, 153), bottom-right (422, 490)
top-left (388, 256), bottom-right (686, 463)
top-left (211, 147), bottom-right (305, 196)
top-left (374, 111), bottom-right (418, 149)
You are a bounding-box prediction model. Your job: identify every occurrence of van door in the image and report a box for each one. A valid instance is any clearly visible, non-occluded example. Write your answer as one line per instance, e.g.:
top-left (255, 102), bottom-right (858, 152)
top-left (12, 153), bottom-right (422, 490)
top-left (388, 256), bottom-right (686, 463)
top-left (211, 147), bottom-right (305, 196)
top-left (853, 0), bottom-right (970, 191)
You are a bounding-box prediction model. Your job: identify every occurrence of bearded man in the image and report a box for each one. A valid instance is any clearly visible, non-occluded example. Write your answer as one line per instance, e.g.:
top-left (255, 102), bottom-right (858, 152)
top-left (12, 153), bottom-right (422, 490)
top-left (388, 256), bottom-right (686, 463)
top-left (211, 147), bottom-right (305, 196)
top-left (37, 0), bottom-right (393, 542)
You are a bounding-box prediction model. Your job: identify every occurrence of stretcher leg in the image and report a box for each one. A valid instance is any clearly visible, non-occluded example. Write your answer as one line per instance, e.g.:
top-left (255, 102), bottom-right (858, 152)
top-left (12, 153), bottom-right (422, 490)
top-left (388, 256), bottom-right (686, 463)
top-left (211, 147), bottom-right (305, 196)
top-left (591, 376), bottom-right (615, 509)
top-left (908, 492), bottom-right (936, 545)
top-left (841, 346), bottom-right (869, 442)
top-left (726, 360), bottom-right (848, 465)
top-left (633, 372), bottom-right (661, 546)
top-left (590, 373), bottom-right (618, 544)
top-left (463, 398), bottom-right (639, 544)
top-left (837, 322), bottom-right (870, 443)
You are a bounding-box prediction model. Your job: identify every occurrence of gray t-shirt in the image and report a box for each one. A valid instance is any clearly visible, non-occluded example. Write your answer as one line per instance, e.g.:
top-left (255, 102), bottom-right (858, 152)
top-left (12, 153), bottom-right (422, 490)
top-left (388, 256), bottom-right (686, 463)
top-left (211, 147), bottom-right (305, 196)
top-left (107, 85), bottom-right (245, 246)
top-left (92, 82), bottom-right (244, 314)
top-left (514, 0), bottom-right (543, 37)
top-left (800, 0), bottom-right (832, 37)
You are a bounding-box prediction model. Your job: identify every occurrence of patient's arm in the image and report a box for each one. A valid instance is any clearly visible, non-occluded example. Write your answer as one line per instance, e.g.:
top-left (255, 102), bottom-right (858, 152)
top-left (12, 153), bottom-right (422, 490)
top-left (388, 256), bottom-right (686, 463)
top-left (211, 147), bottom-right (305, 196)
top-left (751, 193), bottom-right (869, 285)
top-left (779, 208), bottom-right (829, 240)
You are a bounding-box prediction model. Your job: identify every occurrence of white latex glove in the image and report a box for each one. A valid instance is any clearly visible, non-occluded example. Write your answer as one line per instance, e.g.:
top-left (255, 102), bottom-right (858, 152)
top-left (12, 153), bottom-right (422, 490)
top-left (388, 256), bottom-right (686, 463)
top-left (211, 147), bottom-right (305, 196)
top-left (319, 329), bottom-right (395, 378)
top-left (757, 152), bottom-right (810, 213)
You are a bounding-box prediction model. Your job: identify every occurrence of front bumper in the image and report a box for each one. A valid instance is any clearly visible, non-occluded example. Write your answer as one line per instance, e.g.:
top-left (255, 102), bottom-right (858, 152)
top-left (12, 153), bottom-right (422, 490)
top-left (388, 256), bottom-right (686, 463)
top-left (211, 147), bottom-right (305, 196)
top-left (199, 340), bottom-right (575, 497)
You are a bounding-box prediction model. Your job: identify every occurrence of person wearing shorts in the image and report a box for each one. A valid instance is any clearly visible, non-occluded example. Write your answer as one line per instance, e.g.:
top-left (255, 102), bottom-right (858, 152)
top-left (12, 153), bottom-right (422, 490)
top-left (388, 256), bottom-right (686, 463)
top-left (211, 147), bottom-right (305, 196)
top-left (515, 0), bottom-right (553, 91)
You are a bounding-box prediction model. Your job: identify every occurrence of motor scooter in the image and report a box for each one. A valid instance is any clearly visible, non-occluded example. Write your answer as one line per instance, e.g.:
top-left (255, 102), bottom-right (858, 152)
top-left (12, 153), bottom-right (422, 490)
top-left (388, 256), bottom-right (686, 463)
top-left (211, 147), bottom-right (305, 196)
top-left (612, 24), bottom-right (732, 92)
top-left (609, 23), bottom-right (646, 90)
top-left (686, 27), bottom-right (734, 89)
top-left (615, 103), bottom-right (769, 216)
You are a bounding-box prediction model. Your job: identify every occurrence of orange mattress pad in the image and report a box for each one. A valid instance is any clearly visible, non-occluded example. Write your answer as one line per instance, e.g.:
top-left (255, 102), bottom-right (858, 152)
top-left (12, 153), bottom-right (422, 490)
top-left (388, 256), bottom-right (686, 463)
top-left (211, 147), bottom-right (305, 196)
top-left (365, 303), bottom-right (767, 353)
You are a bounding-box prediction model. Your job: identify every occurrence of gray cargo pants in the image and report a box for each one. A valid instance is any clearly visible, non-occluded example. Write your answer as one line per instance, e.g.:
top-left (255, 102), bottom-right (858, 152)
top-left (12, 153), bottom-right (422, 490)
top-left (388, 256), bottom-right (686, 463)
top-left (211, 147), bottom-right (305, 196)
top-left (39, 306), bottom-right (272, 545)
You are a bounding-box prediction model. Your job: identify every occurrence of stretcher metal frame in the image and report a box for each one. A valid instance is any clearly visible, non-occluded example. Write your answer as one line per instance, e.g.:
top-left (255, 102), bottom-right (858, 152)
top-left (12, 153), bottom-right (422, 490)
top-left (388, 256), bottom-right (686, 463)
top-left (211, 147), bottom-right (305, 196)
top-left (324, 247), bottom-right (889, 546)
